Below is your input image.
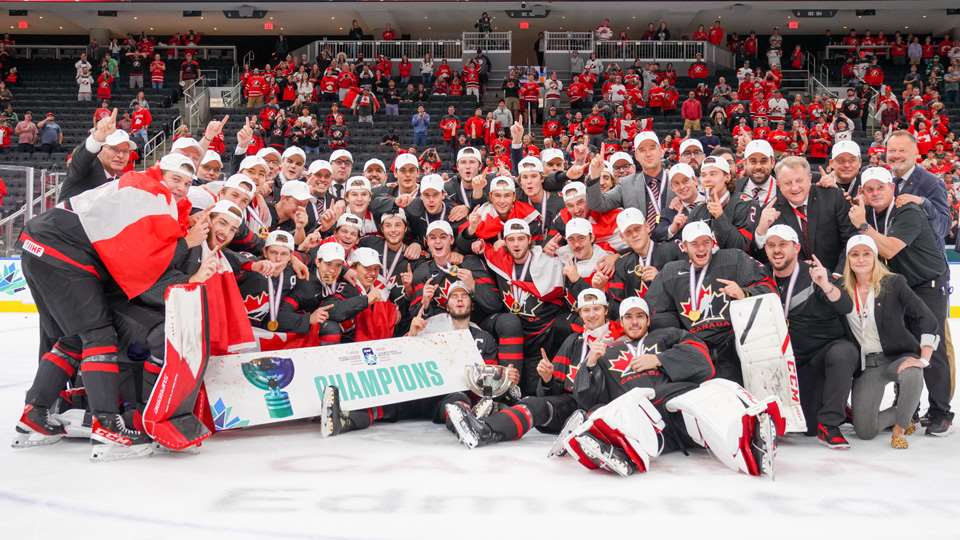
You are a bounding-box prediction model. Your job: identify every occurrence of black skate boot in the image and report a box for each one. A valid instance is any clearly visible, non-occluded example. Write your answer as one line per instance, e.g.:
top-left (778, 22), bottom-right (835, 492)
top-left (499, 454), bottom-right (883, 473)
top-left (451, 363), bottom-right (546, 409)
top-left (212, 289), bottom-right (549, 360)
top-left (547, 409), bottom-right (586, 458)
top-left (12, 404), bottom-right (65, 448)
top-left (573, 433), bottom-right (637, 477)
top-left (90, 413), bottom-right (153, 462)
top-left (320, 386), bottom-right (348, 438)
top-left (445, 402), bottom-right (500, 449)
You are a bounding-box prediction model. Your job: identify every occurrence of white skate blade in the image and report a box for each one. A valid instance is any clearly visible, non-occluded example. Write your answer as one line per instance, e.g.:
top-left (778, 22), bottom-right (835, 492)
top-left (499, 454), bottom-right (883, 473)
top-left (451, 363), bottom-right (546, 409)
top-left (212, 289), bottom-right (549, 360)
top-left (445, 403), bottom-right (479, 449)
top-left (575, 435), bottom-right (632, 477)
top-left (547, 410), bottom-right (585, 458)
top-left (53, 409), bottom-right (92, 439)
top-left (90, 442), bottom-right (154, 463)
top-left (319, 386), bottom-right (338, 438)
top-left (152, 442), bottom-right (201, 455)
top-left (11, 430), bottom-right (63, 448)
top-left (754, 413), bottom-right (778, 480)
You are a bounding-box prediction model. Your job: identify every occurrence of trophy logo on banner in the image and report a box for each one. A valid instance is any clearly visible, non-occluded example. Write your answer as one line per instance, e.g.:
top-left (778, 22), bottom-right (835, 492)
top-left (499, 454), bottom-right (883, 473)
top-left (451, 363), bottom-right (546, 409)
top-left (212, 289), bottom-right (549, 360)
top-left (241, 357), bottom-right (296, 419)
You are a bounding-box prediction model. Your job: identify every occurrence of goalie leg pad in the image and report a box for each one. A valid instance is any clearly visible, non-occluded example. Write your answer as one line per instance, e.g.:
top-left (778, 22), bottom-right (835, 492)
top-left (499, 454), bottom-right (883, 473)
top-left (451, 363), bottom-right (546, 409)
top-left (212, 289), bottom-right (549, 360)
top-left (567, 388), bottom-right (664, 474)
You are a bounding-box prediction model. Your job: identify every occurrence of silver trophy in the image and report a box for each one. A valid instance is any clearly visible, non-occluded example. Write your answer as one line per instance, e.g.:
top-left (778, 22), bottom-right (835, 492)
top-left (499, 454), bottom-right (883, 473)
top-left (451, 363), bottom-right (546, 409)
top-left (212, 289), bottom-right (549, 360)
top-left (464, 364), bottom-right (520, 417)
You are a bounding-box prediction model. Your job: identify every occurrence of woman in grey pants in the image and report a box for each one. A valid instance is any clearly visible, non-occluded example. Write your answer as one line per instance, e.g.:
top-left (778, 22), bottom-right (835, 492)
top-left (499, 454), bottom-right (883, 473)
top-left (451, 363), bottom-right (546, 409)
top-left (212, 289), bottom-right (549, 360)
top-left (842, 235), bottom-right (940, 449)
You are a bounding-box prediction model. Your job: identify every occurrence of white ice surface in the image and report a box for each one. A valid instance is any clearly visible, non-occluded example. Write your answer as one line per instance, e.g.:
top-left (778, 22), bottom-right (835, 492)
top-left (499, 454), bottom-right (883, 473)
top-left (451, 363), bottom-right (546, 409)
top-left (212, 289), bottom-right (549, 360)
top-left (1, 313), bottom-right (959, 540)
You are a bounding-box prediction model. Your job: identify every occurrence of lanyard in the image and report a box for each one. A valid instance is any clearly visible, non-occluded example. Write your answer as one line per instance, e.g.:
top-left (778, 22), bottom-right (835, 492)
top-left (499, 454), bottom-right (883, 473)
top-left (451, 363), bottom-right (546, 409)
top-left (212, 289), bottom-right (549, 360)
top-left (645, 172), bottom-right (664, 214)
top-left (511, 256), bottom-right (533, 309)
top-left (381, 242), bottom-right (404, 284)
top-left (266, 275), bottom-right (284, 323)
top-left (317, 268), bottom-right (338, 297)
top-left (870, 201), bottom-right (895, 235)
top-left (246, 203), bottom-right (268, 233)
top-left (637, 241), bottom-right (654, 268)
top-left (459, 181), bottom-right (472, 209)
top-left (426, 204), bottom-right (447, 224)
top-left (578, 323), bottom-right (611, 366)
top-left (780, 266), bottom-right (800, 318)
top-left (622, 337), bottom-right (647, 376)
top-left (750, 176), bottom-right (776, 207)
top-left (689, 262), bottom-right (710, 313)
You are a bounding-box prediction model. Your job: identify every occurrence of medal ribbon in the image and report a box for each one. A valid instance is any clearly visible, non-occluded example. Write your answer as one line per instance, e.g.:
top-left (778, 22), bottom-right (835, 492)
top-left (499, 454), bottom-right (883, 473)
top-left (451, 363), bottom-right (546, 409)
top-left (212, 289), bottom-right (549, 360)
top-left (267, 275), bottom-right (284, 325)
top-left (689, 262), bottom-right (710, 314)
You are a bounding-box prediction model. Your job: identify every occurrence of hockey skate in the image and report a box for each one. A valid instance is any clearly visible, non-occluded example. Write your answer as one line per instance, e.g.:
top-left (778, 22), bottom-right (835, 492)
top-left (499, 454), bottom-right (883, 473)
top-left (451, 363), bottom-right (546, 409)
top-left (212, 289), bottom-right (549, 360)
top-left (547, 409), bottom-right (586, 458)
top-left (11, 404), bottom-right (65, 448)
top-left (53, 408), bottom-right (93, 439)
top-left (90, 414), bottom-right (154, 462)
top-left (573, 433), bottom-right (637, 477)
top-left (751, 411), bottom-right (778, 479)
top-left (319, 386), bottom-right (347, 438)
top-left (445, 402), bottom-right (498, 449)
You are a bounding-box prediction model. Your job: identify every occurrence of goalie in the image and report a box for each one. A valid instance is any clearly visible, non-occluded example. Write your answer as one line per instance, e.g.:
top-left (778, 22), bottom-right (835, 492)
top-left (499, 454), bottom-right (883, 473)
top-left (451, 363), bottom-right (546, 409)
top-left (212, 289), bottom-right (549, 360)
top-left (557, 296), bottom-right (785, 478)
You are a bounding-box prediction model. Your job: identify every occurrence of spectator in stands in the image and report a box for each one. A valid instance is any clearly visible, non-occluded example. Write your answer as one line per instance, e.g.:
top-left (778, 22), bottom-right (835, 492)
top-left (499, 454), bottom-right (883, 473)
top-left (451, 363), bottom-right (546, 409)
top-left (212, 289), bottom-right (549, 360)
top-left (130, 102), bottom-right (152, 149)
top-left (475, 12), bottom-right (493, 33)
top-left (128, 90), bottom-right (149, 111)
top-left (0, 81), bottom-right (11, 106)
top-left (14, 111), bottom-right (36, 152)
top-left (0, 103), bottom-right (16, 125)
top-left (180, 52), bottom-right (200, 87)
top-left (534, 32), bottom-right (546, 68)
top-left (595, 19), bottom-right (614, 41)
top-left (103, 53), bottom-right (119, 86)
top-left (681, 91), bottom-right (703, 133)
top-left (149, 53), bottom-right (166, 89)
top-left (96, 69), bottom-right (113, 101)
top-left (75, 52), bottom-right (92, 79)
top-left (655, 21), bottom-right (671, 41)
top-left (908, 36), bottom-right (923, 66)
top-left (348, 20), bottom-right (365, 41)
top-left (36, 112), bottom-right (63, 154)
top-left (420, 53), bottom-right (434, 87)
top-left (699, 125), bottom-right (720, 155)
top-left (945, 65), bottom-right (960, 105)
top-left (493, 100), bottom-right (513, 130)
top-left (411, 104), bottom-right (430, 149)
top-left (128, 51), bottom-right (145, 89)
top-left (570, 51), bottom-right (585, 75)
top-left (769, 27), bottom-right (783, 51)
top-left (688, 54), bottom-right (710, 79)
top-left (77, 67), bottom-right (94, 102)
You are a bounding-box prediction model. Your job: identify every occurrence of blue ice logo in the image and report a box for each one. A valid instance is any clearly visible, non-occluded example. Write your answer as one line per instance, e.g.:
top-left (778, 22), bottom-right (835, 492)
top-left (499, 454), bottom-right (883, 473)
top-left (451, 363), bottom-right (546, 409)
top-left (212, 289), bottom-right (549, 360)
top-left (362, 347), bottom-right (378, 366)
top-left (0, 262), bottom-right (26, 297)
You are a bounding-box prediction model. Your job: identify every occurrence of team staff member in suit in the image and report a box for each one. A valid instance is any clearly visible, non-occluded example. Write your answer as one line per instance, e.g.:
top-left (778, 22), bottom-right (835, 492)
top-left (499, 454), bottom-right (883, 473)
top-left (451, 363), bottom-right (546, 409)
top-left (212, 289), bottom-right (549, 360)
top-left (734, 140), bottom-right (778, 208)
top-left (58, 110), bottom-right (136, 202)
top-left (763, 225), bottom-right (859, 448)
top-left (848, 166), bottom-right (952, 435)
top-left (585, 132), bottom-right (673, 241)
top-left (842, 235), bottom-right (940, 449)
top-left (754, 156), bottom-right (856, 274)
top-left (885, 130), bottom-right (950, 249)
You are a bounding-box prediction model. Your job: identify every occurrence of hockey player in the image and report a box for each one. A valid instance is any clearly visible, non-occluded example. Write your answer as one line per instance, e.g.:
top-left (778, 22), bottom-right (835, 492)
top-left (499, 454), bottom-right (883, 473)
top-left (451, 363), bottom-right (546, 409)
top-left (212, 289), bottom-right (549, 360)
top-left (516, 156), bottom-right (564, 232)
top-left (608, 208), bottom-right (683, 316)
top-left (557, 218), bottom-right (615, 297)
top-left (268, 180), bottom-right (316, 244)
top-left (342, 176), bottom-right (379, 236)
top-left (456, 176), bottom-right (543, 251)
top-left (377, 174), bottom-right (469, 243)
top-left (13, 153), bottom-right (196, 458)
top-left (646, 221), bottom-right (777, 383)
top-left (445, 288), bottom-right (618, 449)
top-left (547, 181), bottom-right (624, 253)
top-left (558, 296), bottom-right (783, 478)
top-left (445, 146), bottom-right (487, 209)
top-left (680, 158), bottom-right (761, 252)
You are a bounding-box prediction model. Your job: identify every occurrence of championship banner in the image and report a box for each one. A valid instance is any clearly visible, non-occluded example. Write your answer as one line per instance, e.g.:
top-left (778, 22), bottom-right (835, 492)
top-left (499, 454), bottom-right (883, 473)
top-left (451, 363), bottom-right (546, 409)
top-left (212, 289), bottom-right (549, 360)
top-left (729, 293), bottom-right (806, 433)
top-left (203, 330), bottom-right (483, 431)
top-left (0, 257), bottom-right (36, 312)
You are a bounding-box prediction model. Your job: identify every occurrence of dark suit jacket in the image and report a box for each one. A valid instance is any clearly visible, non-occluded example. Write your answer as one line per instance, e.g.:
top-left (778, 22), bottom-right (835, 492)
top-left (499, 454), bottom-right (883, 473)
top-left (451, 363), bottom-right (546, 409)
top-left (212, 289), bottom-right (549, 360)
top-left (897, 166), bottom-right (949, 249)
top-left (770, 186), bottom-right (856, 274)
top-left (58, 143), bottom-right (109, 202)
top-left (843, 274), bottom-right (940, 360)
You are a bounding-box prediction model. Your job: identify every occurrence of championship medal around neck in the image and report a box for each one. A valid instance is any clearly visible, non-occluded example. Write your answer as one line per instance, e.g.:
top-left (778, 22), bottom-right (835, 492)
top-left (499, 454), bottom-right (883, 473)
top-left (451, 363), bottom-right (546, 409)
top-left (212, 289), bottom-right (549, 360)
top-left (687, 309), bottom-right (701, 322)
top-left (267, 320), bottom-right (280, 332)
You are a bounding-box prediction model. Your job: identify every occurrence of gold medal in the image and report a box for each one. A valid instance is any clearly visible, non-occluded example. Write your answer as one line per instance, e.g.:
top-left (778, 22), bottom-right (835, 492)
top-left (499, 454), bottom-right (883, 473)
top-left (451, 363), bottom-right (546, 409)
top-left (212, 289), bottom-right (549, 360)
top-left (267, 320), bottom-right (279, 332)
top-left (259, 228), bottom-right (270, 239)
top-left (632, 264), bottom-right (644, 278)
top-left (449, 265), bottom-right (460, 275)
top-left (510, 301), bottom-right (522, 314)
top-left (688, 309), bottom-right (701, 322)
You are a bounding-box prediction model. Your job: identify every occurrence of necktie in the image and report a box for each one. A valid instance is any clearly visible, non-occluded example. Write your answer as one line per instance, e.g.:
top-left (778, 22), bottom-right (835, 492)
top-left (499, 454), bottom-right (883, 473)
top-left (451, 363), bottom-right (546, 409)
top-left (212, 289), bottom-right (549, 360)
top-left (893, 177), bottom-right (904, 194)
top-left (794, 205), bottom-right (811, 257)
top-left (646, 175), bottom-right (660, 225)
top-left (750, 184), bottom-right (761, 201)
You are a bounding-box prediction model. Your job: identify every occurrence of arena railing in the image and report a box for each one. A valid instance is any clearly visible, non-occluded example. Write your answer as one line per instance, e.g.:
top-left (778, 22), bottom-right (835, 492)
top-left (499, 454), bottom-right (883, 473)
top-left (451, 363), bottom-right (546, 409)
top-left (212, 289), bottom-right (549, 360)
top-left (543, 32), bottom-right (595, 53)
top-left (594, 40), bottom-right (734, 67)
top-left (6, 44), bottom-right (237, 63)
top-left (825, 44), bottom-right (892, 61)
top-left (462, 32), bottom-right (512, 52)
top-left (0, 168), bottom-right (62, 256)
top-left (296, 39), bottom-right (465, 63)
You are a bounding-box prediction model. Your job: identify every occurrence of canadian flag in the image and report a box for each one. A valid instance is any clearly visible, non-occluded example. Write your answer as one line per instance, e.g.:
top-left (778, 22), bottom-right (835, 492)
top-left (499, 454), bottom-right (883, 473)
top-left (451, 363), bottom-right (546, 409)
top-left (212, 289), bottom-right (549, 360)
top-left (67, 166), bottom-right (183, 299)
top-left (482, 245), bottom-right (566, 306)
top-left (200, 242), bottom-right (256, 355)
top-left (461, 200), bottom-right (541, 241)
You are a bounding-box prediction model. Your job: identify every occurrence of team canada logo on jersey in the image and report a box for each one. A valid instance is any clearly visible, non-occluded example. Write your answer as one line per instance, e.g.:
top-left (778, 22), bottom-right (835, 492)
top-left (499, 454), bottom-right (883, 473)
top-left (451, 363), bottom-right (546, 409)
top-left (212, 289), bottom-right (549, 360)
top-left (607, 343), bottom-right (660, 378)
top-left (243, 292), bottom-right (270, 321)
top-left (680, 285), bottom-right (729, 324)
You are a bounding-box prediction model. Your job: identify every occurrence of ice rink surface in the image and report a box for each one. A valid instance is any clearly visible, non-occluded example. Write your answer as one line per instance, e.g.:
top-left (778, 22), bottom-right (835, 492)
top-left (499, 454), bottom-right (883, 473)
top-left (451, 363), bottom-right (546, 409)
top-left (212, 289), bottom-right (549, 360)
top-left (1, 313), bottom-right (959, 540)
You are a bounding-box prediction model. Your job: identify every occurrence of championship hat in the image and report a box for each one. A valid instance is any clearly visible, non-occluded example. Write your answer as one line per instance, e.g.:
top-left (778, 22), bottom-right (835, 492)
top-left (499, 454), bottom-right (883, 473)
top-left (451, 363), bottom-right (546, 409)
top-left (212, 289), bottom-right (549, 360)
top-left (265, 230), bottom-right (295, 252)
top-left (577, 288), bottom-right (609, 309)
top-left (619, 296), bottom-right (650, 319)
top-left (763, 224), bottom-right (800, 245)
top-left (616, 207), bottom-right (646, 233)
top-left (503, 218), bottom-right (531, 238)
top-left (316, 242), bottom-right (346, 263)
top-left (565, 217), bottom-right (593, 239)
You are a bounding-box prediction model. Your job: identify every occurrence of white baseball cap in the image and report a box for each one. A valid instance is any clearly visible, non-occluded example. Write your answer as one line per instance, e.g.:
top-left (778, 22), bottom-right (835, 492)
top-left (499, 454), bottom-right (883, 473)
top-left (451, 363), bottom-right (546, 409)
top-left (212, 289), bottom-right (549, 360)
top-left (700, 155), bottom-right (731, 174)
top-left (456, 146), bottom-right (482, 163)
top-left (425, 220), bottom-right (454, 237)
top-left (576, 288), bottom-right (609, 309)
top-left (394, 153), bottom-right (420, 170)
top-left (503, 218), bottom-right (531, 238)
top-left (159, 153), bottom-right (196, 176)
top-left (562, 182), bottom-right (587, 202)
top-left (490, 176), bottom-right (516, 193)
top-left (200, 150), bottom-right (222, 165)
top-left (308, 159), bottom-right (332, 175)
top-left (668, 163), bottom-right (696, 181)
top-left (239, 155), bottom-right (269, 172)
top-left (171, 137), bottom-right (202, 154)
top-left (329, 149), bottom-right (353, 163)
top-left (210, 199), bottom-right (243, 225)
top-left (316, 241), bottom-right (346, 263)
top-left (517, 156), bottom-right (544, 173)
top-left (619, 296), bottom-right (650, 319)
top-left (679, 138), bottom-right (704, 155)
top-left (846, 234), bottom-right (878, 255)
top-left (634, 131), bottom-right (660, 148)
top-left (280, 180), bottom-right (313, 201)
top-left (541, 148), bottom-right (565, 164)
top-left (448, 280), bottom-right (471, 295)
top-left (764, 224), bottom-right (800, 245)
top-left (265, 230), bottom-right (295, 252)
top-left (350, 247), bottom-right (382, 268)
top-left (221, 174), bottom-right (256, 198)
top-left (380, 210), bottom-right (407, 224)
top-left (616, 207), bottom-right (646, 233)
top-left (363, 158), bottom-right (386, 172)
top-left (282, 146), bottom-right (306, 161)
top-left (336, 213), bottom-right (363, 230)
top-left (420, 174), bottom-right (445, 194)
top-left (860, 166), bottom-right (893, 186)
top-left (744, 139), bottom-right (774, 159)
top-left (186, 186), bottom-right (215, 210)
top-left (256, 147), bottom-right (282, 161)
top-left (607, 151), bottom-right (633, 166)
top-left (681, 221), bottom-right (715, 243)
top-left (344, 176), bottom-right (372, 194)
top-left (831, 140), bottom-right (861, 160)
top-left (104, 130), bottom-right (136, 150)
top-left (565, 217), bottom-right (593, 239)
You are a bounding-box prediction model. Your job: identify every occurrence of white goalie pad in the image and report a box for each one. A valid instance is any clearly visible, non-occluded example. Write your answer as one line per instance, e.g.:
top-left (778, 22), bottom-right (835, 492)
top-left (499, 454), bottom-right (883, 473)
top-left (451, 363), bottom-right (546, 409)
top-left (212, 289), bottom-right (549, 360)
top-left (729, 293), bottom-right (806, 433)
top-left (567, 388), bottom-right (665, 473)
top-left (665, 379), bottom-right (781, 477)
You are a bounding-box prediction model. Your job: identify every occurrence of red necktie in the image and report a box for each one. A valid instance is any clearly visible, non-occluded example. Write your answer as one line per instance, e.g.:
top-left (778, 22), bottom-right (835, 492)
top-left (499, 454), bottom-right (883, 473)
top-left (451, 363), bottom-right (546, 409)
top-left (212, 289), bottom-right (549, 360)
top-left (793, 205), bottom-right (811, 258)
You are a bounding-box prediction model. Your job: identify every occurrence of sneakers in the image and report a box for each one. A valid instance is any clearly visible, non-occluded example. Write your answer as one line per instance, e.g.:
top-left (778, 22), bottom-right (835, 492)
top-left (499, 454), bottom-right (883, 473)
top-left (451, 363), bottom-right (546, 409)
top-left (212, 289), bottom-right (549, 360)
top-left (547, 410), bottom-right (586, 458)
top-left (817, 424), bottom-right (850, 450)
top-left (751, 413), bottom-right (778, 479)
top-left (90, 413), bottom-right (153, 462)
top-left (11, 404), bottom-right (65, 448)
top-left (573, 433), bottom-right (636, 477)
top-left (925, 415), bottom-right (953, 437)
top-left (319, 386), bottom-right (346, 438)
top-left (445, 402), bottom-right (498, 449)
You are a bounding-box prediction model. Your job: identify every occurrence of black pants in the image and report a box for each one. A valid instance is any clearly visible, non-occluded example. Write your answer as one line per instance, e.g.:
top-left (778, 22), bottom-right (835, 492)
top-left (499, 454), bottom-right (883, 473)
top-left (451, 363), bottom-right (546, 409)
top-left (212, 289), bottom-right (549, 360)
top-left (481, 312), bottom-right (574, 397)
top-left (913, 277), bottom-right (952, 419)
top-left (797, 339), bottom-right (860, 434)
top-left (708, 335), bottom-right (743, 384)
